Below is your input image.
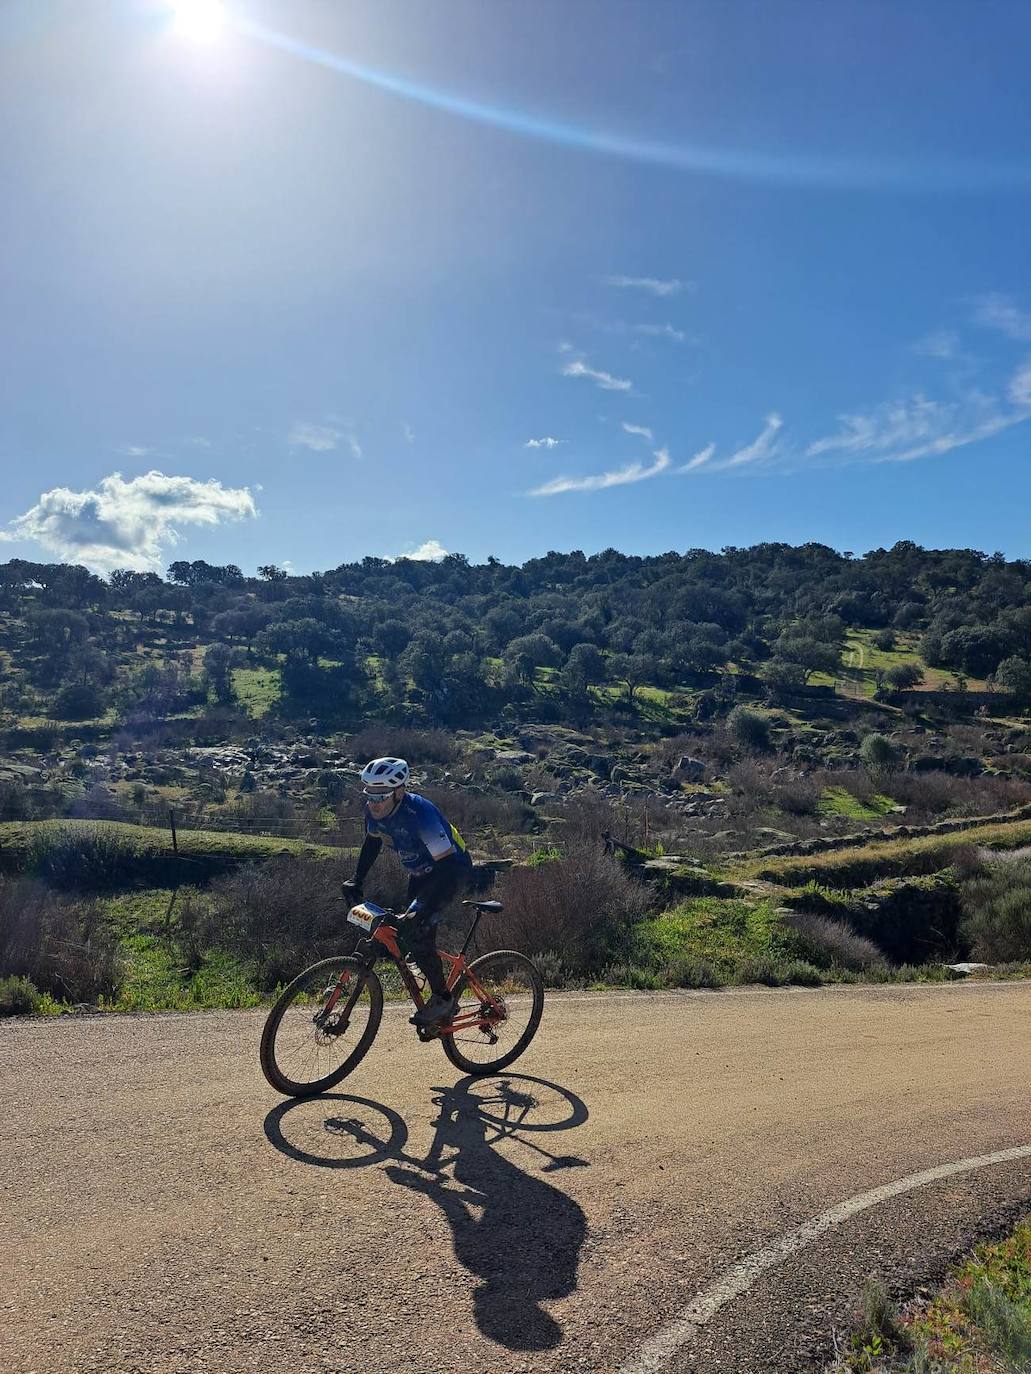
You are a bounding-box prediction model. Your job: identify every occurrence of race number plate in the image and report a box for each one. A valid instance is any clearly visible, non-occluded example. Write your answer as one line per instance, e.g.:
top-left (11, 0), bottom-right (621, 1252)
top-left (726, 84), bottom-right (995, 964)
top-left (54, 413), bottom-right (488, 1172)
top-left (347, 902), bottom-right (384, 932)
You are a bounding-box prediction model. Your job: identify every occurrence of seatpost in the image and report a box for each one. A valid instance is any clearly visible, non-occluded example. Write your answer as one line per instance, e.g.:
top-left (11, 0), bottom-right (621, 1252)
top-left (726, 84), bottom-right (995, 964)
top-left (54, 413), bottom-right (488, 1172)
top-left (460, 911), bottom-right (484, 958)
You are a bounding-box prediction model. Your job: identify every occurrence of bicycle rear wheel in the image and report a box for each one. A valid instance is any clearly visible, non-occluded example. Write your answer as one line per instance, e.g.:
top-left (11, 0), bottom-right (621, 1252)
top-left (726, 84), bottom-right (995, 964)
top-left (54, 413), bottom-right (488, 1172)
top-left (260, 957), bottom-right (383, 1097)
top-left (442, 950), bottom-right (544, 1075)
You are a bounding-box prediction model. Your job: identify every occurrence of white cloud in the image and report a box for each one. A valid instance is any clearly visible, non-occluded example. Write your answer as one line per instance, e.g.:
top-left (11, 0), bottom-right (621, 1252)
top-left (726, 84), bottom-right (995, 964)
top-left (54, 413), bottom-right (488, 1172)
top-left (288, 421), bottom-right (340, 452)
top-left (604, 275), bottom-right (689, 298)
top-left (185, 436), bottom-right (212, 448)
top-left (621, 422), bottom-right (654, 441)
top-left (1, 470), bottom-right (258, 573)
top-left (676, 442), bottom-right (716, 473)
top-left (562, 357), bottom-right (633, 392)
top-left (971, 293), bottom-right (1031, 342)
top-left (723, 413), bottom-right (784, 467)
top-left (118, 444), bottom-right (151, 458)
top-left (912, 329), bottom-right (960, 360)
top-left (347, 434), bottom-right (363, 460)
top-left (402, 422), bottom-right (415, 443)
top-left (525, 436), bottom-right (564, 449)
top-left (632, 322), bottom-right (687, 342)
top-left (1010, 360), bottom-right (1031, 408)
top-left (806, 391), bottom-right (1028, 464)
top-left (396, 539), bottom-right (448, 562)
top-left (529, 448), bottom-right (671, 496)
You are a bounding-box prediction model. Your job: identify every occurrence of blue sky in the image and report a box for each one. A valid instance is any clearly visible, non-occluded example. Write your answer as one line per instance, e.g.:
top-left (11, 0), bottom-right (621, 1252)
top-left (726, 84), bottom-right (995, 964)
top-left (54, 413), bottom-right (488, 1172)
top-left (2, 0), bottom-right (1031, 574)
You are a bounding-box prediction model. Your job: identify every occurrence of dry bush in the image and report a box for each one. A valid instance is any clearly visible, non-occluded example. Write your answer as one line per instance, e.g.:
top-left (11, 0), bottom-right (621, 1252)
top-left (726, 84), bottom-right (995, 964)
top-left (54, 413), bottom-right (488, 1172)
top-left (960, 858), bottom-right (1031, 963)
top-left (0, 878), bottom-right (123, 1002)
top-left (199, 855), bottom-right (353, 989)
top-left (784, 911), bottom-right (887, 972)
top-left (651, 732), bottom-right (704, 767)
top-left (419, 785), bottom-right (532, 847)
top-left (773, 778), bottom-right (821, 816)
top-left (346, 725), bottom-right (460, 767)
top-left (727, 760), bottom-right (775, 805)
top-left (889, 770), bottom-right (1031, 822)
top-left (481, 839), bottom-right (652, 973)
top-left (551, 790), bottom-right (678, 852)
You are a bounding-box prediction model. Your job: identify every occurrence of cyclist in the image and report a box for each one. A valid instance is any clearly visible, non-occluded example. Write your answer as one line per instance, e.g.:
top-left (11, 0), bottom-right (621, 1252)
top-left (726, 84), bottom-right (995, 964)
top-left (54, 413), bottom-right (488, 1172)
top-left (342, 756), bottom-right (473, 1027)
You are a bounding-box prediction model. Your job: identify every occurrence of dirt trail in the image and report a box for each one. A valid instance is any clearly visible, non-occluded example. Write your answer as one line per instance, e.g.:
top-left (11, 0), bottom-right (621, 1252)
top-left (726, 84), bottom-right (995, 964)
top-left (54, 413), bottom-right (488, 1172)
top-left (3, 981), bottom-right (1030, 1373)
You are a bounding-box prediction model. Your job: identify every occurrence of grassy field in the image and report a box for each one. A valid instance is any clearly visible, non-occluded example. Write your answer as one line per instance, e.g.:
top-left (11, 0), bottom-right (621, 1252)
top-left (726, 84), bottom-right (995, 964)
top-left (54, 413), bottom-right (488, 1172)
top-left (810, 628), bottom-right (990, 699)
top-left (0, 818), bottom-right (351, 887)
top-left (231, 666), bottom-right (281, 717)
top-left (742, 814), bottom-right (1031, 888)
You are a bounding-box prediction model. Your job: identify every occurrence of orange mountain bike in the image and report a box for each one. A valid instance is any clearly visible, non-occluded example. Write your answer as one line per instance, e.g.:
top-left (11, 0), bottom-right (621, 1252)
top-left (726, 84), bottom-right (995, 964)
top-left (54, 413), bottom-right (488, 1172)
top-left (259, 899), bottom-right (545, 1097)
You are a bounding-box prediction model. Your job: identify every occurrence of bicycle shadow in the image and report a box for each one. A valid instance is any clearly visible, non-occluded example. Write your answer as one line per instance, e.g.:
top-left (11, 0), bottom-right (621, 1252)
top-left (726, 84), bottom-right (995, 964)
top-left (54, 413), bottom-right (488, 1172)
top-left (263, 1075), bottom-right (589, 1351)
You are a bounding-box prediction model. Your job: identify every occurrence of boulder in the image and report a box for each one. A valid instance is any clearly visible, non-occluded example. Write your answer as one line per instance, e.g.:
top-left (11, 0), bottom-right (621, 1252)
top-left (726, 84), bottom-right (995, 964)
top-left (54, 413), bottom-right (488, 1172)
top-left (494, 749), bottom-right (535, 766)
top-left (673, 755), bottom-right (706, 782)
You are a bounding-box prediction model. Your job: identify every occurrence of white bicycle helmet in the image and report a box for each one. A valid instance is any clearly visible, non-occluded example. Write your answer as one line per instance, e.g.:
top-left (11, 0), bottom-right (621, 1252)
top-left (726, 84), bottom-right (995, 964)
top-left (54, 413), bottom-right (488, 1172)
top-left (360, 756), bottom-right (410, 795)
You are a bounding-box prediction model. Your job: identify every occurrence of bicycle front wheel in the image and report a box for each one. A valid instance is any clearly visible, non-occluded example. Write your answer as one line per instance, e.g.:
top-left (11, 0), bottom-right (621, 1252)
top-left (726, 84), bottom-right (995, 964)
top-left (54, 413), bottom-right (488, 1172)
top-left (260, 957), bottom-right (383, 1097)
top-left (442, 950), bottom-right (544, 1075)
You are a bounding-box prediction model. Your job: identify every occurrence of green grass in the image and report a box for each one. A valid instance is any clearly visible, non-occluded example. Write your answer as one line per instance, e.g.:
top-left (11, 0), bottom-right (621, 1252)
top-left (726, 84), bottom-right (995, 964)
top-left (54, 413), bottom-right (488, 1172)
top-left (740, 815), bottom-right (1031, 888)
top-left (232, 666), bottom-right (281, 717)
top-left (632, 896), bottom-right (802, 975)
top-left (813, 628), bottom-right (991, 701)
top-left (110, 936), bottom-right (264, 1013)
top-left (819, 786), bottom-right (902, 821)
top-left (0, 819), bottom-right (352, 889)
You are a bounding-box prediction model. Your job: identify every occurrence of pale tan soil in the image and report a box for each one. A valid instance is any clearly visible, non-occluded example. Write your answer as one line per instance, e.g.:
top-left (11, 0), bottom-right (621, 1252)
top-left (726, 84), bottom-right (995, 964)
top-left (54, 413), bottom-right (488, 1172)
top-left (2, 981), bottom-right (1030, 1373)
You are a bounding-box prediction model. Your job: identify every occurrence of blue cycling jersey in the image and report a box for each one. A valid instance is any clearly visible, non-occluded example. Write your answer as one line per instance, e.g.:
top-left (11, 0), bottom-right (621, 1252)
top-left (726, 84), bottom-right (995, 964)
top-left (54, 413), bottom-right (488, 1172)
top-left (364, 792), bottom-right (471, 877)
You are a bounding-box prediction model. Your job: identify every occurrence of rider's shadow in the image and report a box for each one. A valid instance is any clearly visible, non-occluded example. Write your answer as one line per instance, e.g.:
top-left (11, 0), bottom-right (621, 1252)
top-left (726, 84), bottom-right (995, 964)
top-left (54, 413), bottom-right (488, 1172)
top-left (265, 1076), bottom-right (589, 1352)
top-left (386, 1079), bottom-right (588, 1350)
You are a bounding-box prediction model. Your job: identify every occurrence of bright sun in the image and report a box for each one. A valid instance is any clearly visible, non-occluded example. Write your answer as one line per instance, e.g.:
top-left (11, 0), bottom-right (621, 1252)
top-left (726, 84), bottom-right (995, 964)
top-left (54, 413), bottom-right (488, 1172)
top-left (172, 0), bottom-right (227, 42)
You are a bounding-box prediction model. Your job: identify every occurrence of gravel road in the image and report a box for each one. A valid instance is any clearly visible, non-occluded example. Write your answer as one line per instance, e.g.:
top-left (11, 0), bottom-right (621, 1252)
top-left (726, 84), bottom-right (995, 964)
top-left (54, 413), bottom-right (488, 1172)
top-left (3, 980), bottom-right (1030, 1373)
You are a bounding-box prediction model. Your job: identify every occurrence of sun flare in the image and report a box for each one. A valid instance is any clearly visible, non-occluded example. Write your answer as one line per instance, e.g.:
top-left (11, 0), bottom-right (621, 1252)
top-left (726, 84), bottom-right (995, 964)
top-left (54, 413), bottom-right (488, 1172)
top-left (172, 0), bottom-right (227, 43)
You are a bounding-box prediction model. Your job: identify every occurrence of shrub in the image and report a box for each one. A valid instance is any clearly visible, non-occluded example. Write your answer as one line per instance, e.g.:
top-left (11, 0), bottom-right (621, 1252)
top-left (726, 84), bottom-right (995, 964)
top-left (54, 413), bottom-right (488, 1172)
top-left (52, 681), bottom-right (107, 721)
top-left (732, 954), bottom-right (786, 985)
top-left (666, 955), bottom-right (722, 989)
top-left (485, 840), bottom-right (652, 974)
top-left (774, 779), bottom-right (821, 816)
top-left (346, 725), bottom-right (459, 767)
top-left (961, 858), bottom-right (1031, 962)
top-left (784, 911), bottom-right (888, 972)
top-left (726, 706), bottom-right (771, 753)
top-left (530, 949), bottom-right (567, 987)
top-left (25, 824), bottom-right (144, 890)
top-left (0, 878), bottom-right (123, 1003)
top-left (200, 854), bottom-right (354, 990)
top-left (0, 974), bottom-right (41, 1016)
top-left (860, 732), bottom-right (901, 769)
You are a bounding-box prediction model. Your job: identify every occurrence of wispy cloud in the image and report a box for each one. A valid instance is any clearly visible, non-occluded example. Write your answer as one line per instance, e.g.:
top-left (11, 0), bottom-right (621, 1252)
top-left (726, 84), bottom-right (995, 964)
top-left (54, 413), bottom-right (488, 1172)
top-left (1, 471), bottom-right (258, 573)
top-left (621, 422), bottom-right (654, 441)
top-left (807, 390), bottom-right (1029, 464)
top-left (675, 443), bottom-right (716, 473)
top-left (723, 413), bottom-right (784, 467)
top-left (1010, 360), bottom-right (1031, 408)
top-left (118, 444), bottom-right (151, 458)
top-left (401, 422), bottom-right (415, 443)
top-left (529, 448), bottom-right (670, 496)
top-left (912, 329), bottom-right (960, 360)
top-left (185, 436), bottom-right (212, 448)
top-left (604, 275), bottom-right (688, 298)
top-left (525, 436), bottom-right (564, 449)
top-left (971, 293), bottom-right (1031, 342)
top-left (288, 421), bottom-right (340, 452)
top-left (347, 434), bottom-right (363, 460)
top-left (631, 322), bottom-right (687, 342)
top-left (562, 357), bottom-right (633, 392)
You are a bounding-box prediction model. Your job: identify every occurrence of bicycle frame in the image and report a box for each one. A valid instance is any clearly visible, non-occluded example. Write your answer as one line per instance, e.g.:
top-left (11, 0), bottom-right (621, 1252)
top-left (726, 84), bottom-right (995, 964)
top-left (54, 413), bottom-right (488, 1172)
top-left (324, 913), bottom-right (507, 1039)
